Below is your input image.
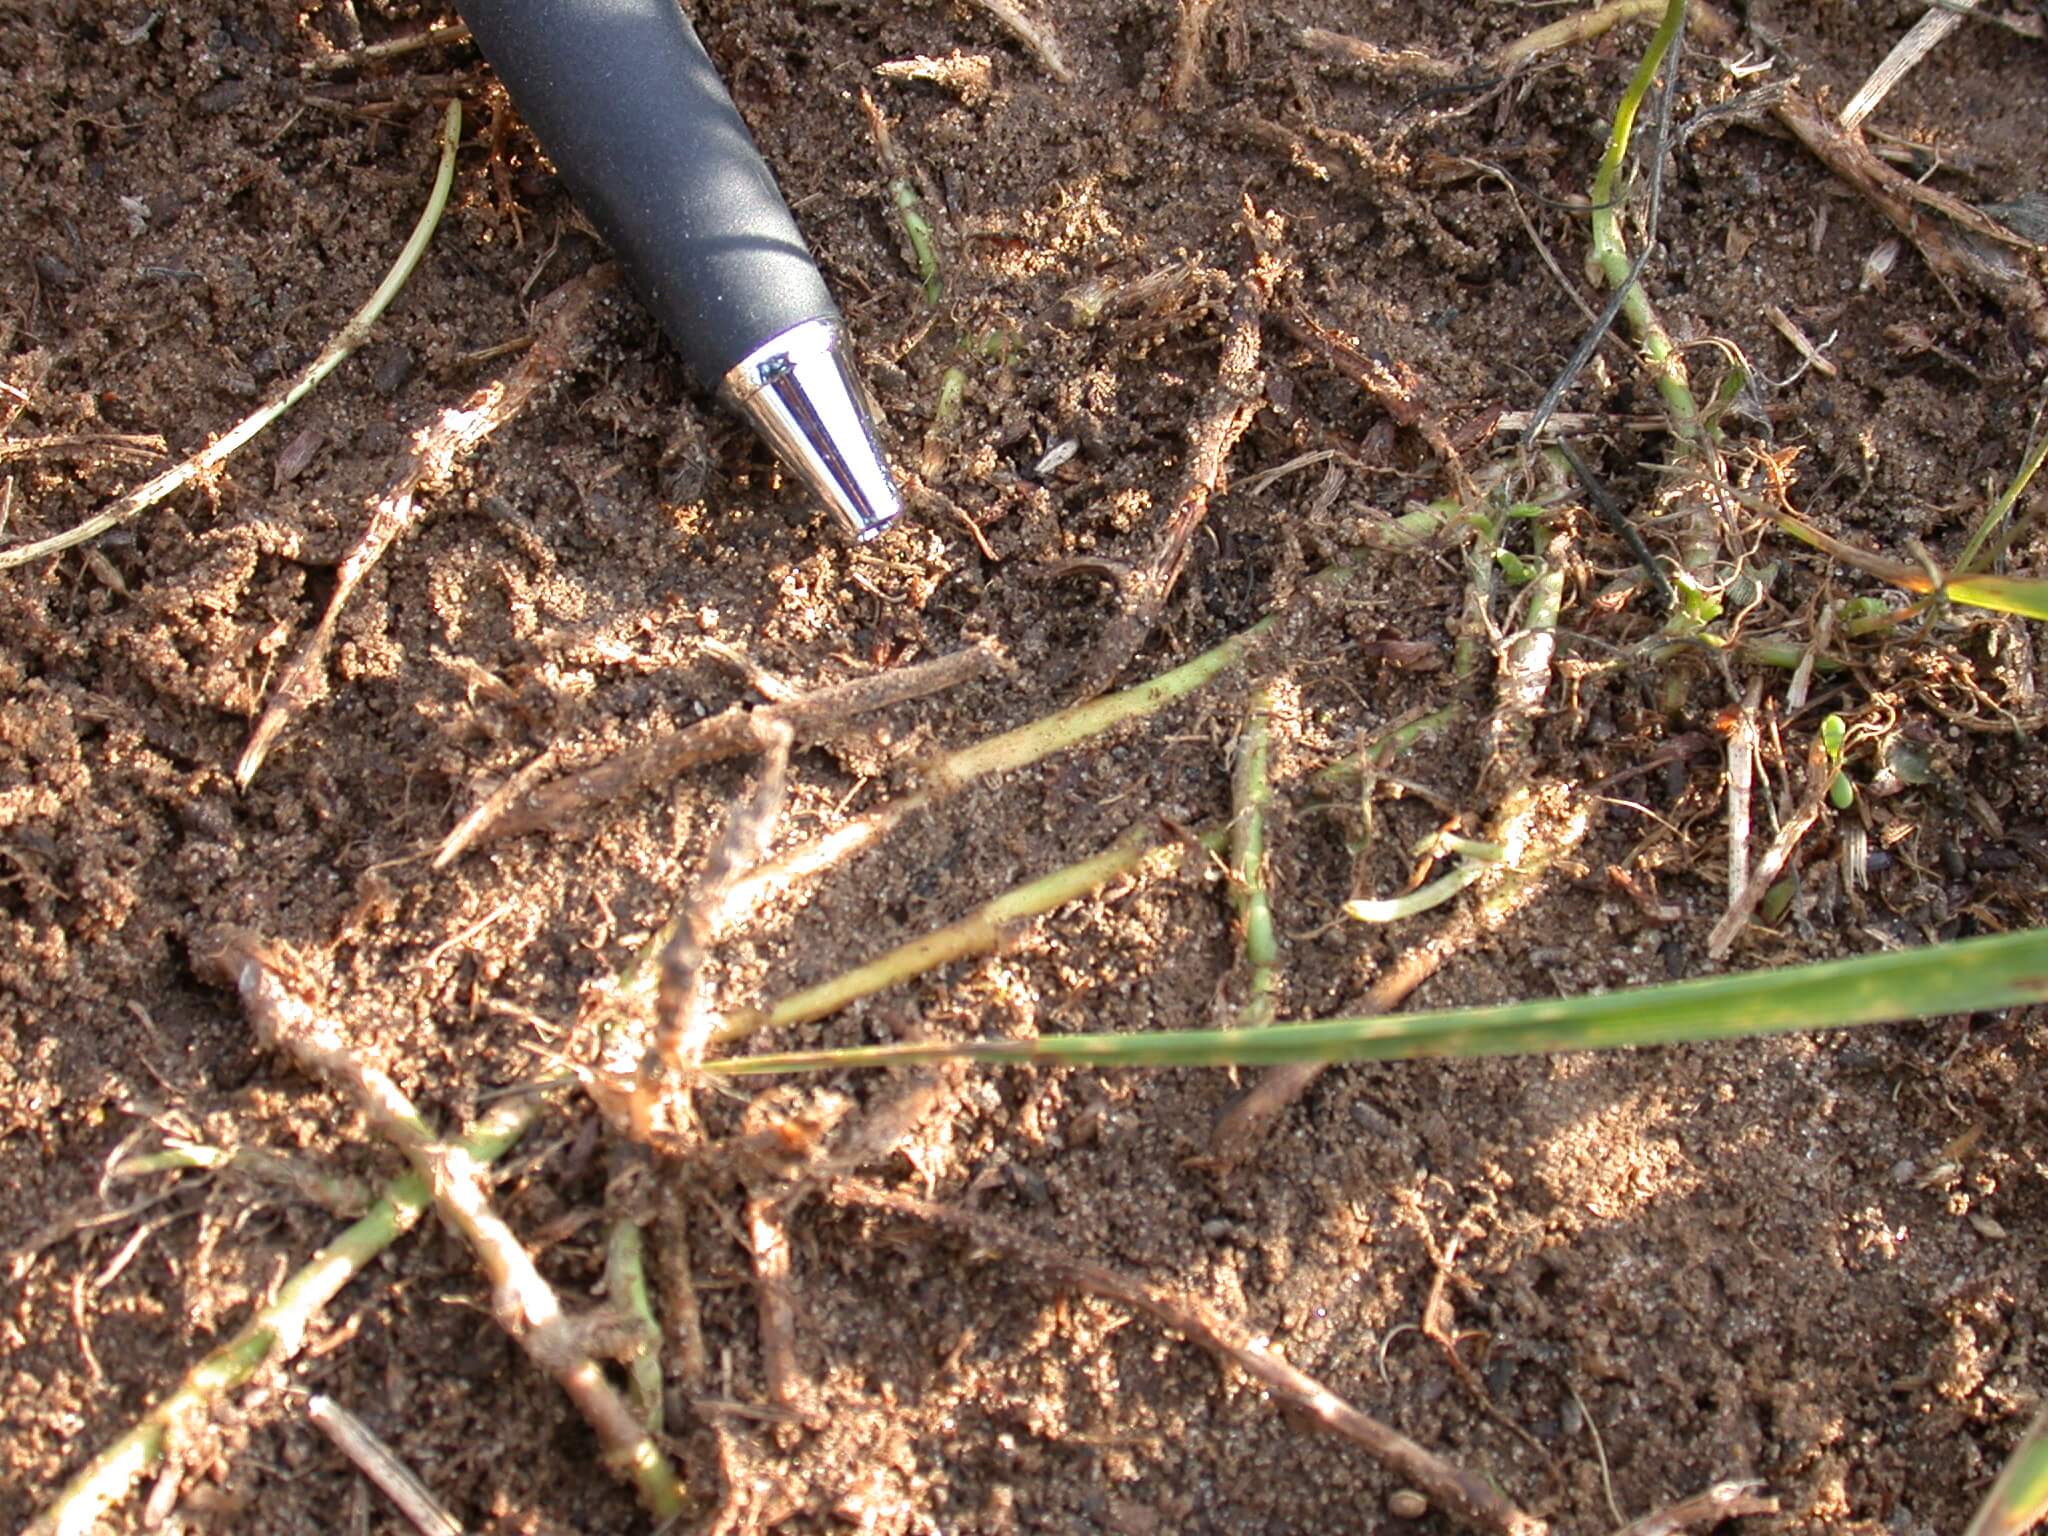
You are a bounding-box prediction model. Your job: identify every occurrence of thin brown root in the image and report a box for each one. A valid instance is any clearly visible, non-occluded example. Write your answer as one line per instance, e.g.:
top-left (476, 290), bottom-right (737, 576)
top-left (1707, 741), bottom-right (1832, 959)
top-left (1075, 240), bottom-right (1275, 699)
top-left (964, 0), bottom-right (1074, 83)
top-left (832, 1177), bottom-right (1547, 1536)
top-left (199, 931), bottom-right (687, 1521)
top-left (454, 639), bottom-right (998, 854)
top-left (1211, 782), bottom-right (1591, 1165)
top-left (238, 268), bottom-right (614, 787)
top-left (1610, 1478), bottom-right (1779, 1536)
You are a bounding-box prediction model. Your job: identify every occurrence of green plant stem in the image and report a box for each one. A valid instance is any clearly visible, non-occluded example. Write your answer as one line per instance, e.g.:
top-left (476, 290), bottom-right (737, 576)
top-left (113, 1142), bottom-right (370, 1215)
top-left (890, 178), bottom-right (942, 303)
top-left (705, 927), bottom-right (2048, 1076)
top-left (605, 1219), bottom-right (664, 1434)
top-left (0, 101), bottom-right (461, 572)
top-left (24, 1098), bottom-right (535, 1536)
top-left (1455, 501), bottom-right (1504, 683)
top-left (1231, 686), bottom-right (1278, 1028)
top-left (715, 823), bottom-right (1229, 1043)
top-left (1587, 0), bottom-right (1701, 444)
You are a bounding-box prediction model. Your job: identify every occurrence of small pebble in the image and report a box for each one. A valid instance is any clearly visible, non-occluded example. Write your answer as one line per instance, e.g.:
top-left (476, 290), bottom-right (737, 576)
top-left (1388, 1490), bottom-right (1428, 1520)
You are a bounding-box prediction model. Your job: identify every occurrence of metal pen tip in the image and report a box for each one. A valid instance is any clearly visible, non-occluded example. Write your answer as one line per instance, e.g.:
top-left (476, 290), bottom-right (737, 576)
top-left (721, 317), bottom-right (901, 542)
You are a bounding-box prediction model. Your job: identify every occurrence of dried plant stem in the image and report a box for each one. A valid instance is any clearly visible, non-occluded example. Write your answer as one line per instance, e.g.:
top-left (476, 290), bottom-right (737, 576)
top-left (455, 640), bottom-right (997, 855)
top-left (632, 718), bottom-right (795, 1138)
top-left (1612, 1478), bottom-right (1778, 1535)
top-left (1838, 0), bottom-right (1979, 131)
top-left (22, 1099), bottom-right (534, 1536)
top-left (1231, 684), bottom-right (1279, 1029)
top-left (0, 103), bottom-right (461, 572)
top-left (306, 1394), bottom-right (464, 1536)
top-left (302, 20), bottom-right (472, 74)
top-left (965, 0), bottom-right (1074, 83)
top-left (1723, 678), bottom-right (1762, 930)
top-left (1771, 90), bottom-right (2048, 345)
top-left (1164, 0), bottom-right (1221, 108)
top-left (1075, 266), bottom-right (1271, 699)
top-left (1707, 744), bottom-right (1832, 958)
top-left (238, 266), bottom-right (614, 786)
top-left (833, 1177), bottom-right (1546, 1536)
top-left (746, 1194), bottom-right (805, 1410)
top-left (200, 932), bottom-right (687, 1520)
top-left (1490, 0), bottom-right (1667, 72)
top-left (654, 1199), bottom-right (709, 1392)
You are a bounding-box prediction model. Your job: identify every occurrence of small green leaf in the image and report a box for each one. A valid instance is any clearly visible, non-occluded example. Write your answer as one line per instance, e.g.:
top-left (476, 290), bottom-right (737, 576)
top-left (1495, 549), bottom-right (1538, 585)
top-left (1671, 575), bottom-right (1723, 626)
top-left (1828, 770), bottom-right (1854, 810)
top-left (1821, 714), bottom-right (1847, 762)
top-left (1760, 872), bottom-right (1799, 923)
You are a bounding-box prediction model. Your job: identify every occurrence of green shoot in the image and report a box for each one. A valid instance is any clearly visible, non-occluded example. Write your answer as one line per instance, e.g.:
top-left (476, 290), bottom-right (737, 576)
top-left (605, 1220), bottom-right (664, 1434)
top-left (24, 1098), bottom-right (536, 1536)
top-left (704, 927), bottom-right (2048, 1076)
top-left (1954, 405), bottom-right (2048, 575)
top-left (890, 178), bottom-right (942, 304)
top-left (1231, 686), bottom-right (1279, 1029)
top-left (1821, 713), bottom-right (1854, 809)
top-left (714, 824), bottom-right (1226, 1044)
top-left (1587, 0), bottom-right (1703, 442)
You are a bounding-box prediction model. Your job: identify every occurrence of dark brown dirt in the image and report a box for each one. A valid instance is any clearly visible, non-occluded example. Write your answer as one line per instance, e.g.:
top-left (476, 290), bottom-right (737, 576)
top-left (4, 2), bottom-right (2046, 1533)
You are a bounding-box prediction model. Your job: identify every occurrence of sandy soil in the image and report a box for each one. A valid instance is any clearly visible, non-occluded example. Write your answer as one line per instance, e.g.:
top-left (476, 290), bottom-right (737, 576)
top-left (3, 2), bottom-right (2046, 1533)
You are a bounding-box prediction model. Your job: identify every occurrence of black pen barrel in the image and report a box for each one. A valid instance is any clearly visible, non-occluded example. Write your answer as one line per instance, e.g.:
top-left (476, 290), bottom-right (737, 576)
top-left (459, 0), bottom-right (836, 389)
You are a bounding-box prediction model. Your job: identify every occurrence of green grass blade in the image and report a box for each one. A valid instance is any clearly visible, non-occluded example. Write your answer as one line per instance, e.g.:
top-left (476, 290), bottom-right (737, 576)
top-left (1964, 1406), bottom-right (2048, 1536)
top-left (705, 928), bottom-right (2048, 1076)
top-left (1944, 573), bottom-right (2048, 621)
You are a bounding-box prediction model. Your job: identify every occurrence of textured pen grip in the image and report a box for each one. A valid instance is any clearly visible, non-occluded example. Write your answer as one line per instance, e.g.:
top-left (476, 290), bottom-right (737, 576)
top-left (459, 0), bottom-right (837, 388)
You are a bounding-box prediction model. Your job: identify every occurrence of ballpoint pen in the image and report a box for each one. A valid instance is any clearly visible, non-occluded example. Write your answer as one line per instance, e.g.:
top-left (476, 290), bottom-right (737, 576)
top-left (456, 0), bottom-right (901, 542)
